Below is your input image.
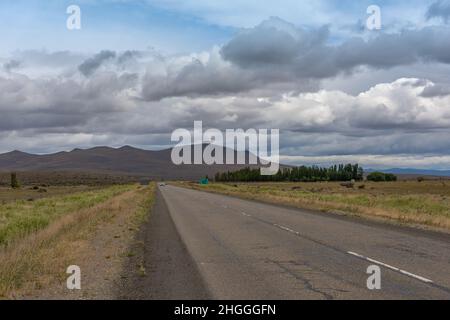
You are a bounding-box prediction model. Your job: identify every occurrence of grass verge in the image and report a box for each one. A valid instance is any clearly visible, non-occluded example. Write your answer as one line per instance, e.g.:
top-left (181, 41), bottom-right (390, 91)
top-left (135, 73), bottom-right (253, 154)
top-left (0, 185), bottom-right (133, 246)
top-left (0, 183), bottom-right (156, 299)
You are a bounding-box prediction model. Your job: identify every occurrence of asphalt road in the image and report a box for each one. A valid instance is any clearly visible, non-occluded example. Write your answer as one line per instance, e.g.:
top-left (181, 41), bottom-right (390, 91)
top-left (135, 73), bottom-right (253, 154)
top-left (153, 185), bottom-right (450, 300)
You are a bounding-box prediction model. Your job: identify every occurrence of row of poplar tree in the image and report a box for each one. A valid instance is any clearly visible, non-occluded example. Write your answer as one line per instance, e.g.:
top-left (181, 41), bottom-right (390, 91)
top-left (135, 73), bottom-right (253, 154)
top-left (214, 164), bottom-right (364, 182)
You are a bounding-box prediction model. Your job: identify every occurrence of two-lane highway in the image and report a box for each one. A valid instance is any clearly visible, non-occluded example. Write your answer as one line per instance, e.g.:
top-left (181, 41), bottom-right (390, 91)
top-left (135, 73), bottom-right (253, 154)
top-left (155, 185), bottom-right (450, 299)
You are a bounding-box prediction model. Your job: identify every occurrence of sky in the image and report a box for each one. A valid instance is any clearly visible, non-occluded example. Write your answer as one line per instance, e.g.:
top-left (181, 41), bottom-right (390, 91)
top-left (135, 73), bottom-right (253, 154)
top-left (1, 0), bottom-right (450, 169)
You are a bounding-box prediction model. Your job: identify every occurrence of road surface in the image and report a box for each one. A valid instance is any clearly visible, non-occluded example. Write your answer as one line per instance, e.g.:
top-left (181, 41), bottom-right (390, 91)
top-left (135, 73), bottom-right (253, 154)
top-left (149, 185), bottom-right (450, 299)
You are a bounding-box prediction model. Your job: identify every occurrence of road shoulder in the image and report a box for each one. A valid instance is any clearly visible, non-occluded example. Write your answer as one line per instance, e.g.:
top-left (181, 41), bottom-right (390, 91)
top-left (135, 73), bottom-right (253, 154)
top-left (116, 187), bottom-right (211, 300)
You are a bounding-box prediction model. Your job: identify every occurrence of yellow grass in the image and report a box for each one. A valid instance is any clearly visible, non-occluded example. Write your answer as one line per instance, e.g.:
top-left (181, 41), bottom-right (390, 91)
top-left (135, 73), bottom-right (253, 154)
top-left (0, 185), bottom-right (101, 203)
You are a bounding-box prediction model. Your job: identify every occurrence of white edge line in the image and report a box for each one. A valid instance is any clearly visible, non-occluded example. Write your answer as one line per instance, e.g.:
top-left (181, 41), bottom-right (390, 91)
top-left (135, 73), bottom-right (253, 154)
top-left (274, 224), bottom-right (300, 235)
top-left (347, 251), bottom-right (433, 283)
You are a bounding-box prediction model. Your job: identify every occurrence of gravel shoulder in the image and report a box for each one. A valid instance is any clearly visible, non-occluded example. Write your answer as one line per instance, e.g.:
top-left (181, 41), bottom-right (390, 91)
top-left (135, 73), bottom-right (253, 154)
top-left (116, 187), bottom-right (210, 300)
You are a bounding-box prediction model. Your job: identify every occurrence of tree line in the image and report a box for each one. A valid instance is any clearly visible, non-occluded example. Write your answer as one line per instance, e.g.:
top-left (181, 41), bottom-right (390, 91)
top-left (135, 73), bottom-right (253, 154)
top-left (366, 172), bottom-right (397, 182)
top-left (215, 164), bottom-right (364, 182)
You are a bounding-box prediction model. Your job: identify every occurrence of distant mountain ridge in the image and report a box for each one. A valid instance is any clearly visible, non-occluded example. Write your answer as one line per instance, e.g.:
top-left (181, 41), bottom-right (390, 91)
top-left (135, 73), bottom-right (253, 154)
top-left (0, 145), bottom-right (262, 180)
top-left (366, 168), bottom-right (450, 177)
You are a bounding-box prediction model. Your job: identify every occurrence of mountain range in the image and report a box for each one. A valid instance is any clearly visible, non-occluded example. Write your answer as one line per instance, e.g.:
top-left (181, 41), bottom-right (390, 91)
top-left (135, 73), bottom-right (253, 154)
top-left (0, 145), bottom-right (261, 181)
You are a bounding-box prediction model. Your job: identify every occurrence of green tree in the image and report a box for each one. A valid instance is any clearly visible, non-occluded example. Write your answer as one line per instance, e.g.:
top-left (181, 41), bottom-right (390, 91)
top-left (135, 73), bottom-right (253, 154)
top-left (385, 173), bottom-right (398, 182)
top-left (11, 172), bottom-right (20, 189)
top-left (214, 164), bottom-right (365, 183)
top-left (367, 172), bottom-right (386, 182)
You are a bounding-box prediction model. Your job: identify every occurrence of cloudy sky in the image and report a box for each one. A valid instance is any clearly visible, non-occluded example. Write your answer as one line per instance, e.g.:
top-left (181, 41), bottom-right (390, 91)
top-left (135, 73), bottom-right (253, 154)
top-left (1, 0), bottom-right (450, 169)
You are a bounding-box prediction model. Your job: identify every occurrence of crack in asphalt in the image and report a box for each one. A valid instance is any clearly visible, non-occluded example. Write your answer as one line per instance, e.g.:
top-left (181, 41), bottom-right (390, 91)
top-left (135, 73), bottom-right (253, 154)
top-left (269, 260), bottom-right (334, 300)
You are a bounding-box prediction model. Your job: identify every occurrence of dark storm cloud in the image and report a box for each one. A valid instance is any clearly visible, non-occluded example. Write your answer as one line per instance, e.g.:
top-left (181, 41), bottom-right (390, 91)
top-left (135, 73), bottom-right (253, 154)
top-left (221, 20), bottom-right (330, 68)
top-left (221, 18), bottom-right (450, 80)
top-left (141, 61), bottom-right (317, 101)
top-left (0, 111), bottom-right (88, 131)
top-left (426, 0), bottom-right (450, 23)
top-left (142, 58), bottom-right (256, 101)
top-left (0, 72), bottom-right (138, 133)
top-left (78, 50), bottom-right (117, 76)
top-left (420, 83), bottom-right (450, 97)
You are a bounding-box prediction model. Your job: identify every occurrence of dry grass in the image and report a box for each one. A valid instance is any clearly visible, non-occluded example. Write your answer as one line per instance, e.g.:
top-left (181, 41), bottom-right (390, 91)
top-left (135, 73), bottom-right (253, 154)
top-left (0, 183), bottom-right (156, 299)
top-left (176, 181), bottom-right (450, 231)
top-left (0, 186), bottom-right (102, 203)
top-left (0, 185), bottom-right (133, 246)
top-left (0, 171), bottom-right (142, 187)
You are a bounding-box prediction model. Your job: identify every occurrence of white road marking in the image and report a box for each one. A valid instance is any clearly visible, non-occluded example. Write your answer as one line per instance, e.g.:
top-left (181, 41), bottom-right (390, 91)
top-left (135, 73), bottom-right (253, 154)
top-left (266, 218), bottom-right (434, 284)
top-left (347, 251), bottom-right (433, 283)
top-left (274, 224), bottom-right (300, 235)
top-left (228, 202), bottom-right (435, 286)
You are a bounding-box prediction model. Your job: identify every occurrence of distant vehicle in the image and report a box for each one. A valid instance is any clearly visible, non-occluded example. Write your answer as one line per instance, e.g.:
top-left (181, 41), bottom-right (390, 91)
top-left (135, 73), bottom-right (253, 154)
top-left (159, 183), bottom-right (166, 187)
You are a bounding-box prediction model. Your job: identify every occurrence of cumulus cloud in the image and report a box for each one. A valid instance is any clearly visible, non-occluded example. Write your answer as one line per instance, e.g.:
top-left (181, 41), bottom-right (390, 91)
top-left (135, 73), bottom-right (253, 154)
top-left (137, 18), bottom-right (450, 101)
top-left (17, 18), bottom-right (447, 102)
top-left (222, 18), bottom-right (450, 79)
top-left (1, 68), bottom-right (450, 160)
top-left (251, 78), bottom-right (450, 134)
